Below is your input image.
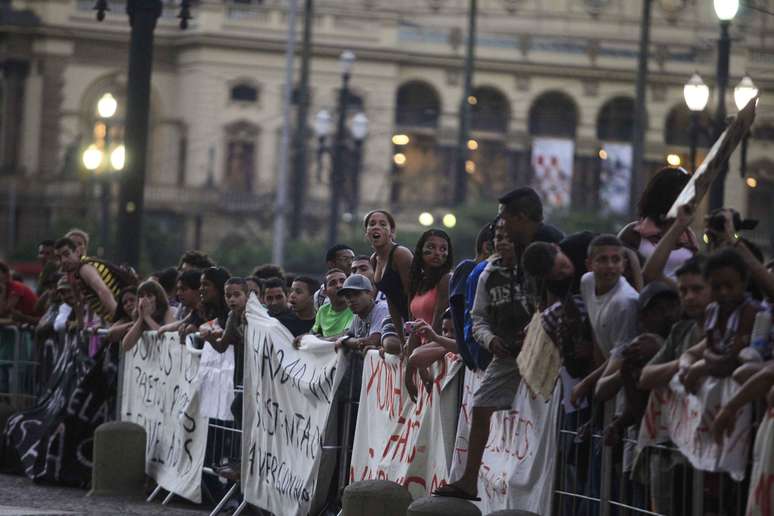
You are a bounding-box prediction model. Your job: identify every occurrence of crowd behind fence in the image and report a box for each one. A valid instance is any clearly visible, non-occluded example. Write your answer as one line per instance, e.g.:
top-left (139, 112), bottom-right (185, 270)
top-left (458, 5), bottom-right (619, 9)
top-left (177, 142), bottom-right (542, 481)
top-left (0, 320), bottom-right (767, 516)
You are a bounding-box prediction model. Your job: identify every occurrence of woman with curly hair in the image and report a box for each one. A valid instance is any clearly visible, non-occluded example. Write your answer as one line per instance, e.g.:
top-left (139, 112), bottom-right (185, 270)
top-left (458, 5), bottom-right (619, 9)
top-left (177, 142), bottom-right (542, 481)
top-left (403, 228), bottom-right (455, 400)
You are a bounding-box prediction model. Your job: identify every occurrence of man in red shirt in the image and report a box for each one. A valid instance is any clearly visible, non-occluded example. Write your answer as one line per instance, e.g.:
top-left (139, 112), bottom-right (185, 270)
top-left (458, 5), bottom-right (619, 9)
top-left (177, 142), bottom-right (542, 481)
top-left (0, 260), bottom-right (40, 324)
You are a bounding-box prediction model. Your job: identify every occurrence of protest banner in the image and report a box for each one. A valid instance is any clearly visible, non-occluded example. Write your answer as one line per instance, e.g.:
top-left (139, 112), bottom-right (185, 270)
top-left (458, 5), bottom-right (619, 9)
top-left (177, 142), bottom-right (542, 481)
top-left (1, 334), bottom-right (118, 486)
top-left (748, 408), bottom-right (774, 516)
top-left (121, 332), bottom-right (207, 503)
top-left (667, 95), bottom-right (757, 218)
top-left (241, 296), bottom-right (346, 516)
top-left (638, 374), bottom-right (752, 481)
top-left (450, 370), bottom-right (560, 514)
top-left (349, 351), bottom-right (462, 499)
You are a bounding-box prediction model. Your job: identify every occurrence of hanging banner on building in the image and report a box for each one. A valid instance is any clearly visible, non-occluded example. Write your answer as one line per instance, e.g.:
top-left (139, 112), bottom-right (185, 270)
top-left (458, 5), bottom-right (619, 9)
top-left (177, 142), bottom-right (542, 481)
top-left (0, 333), bottom-right (118, 486)
top-left (747, 408), bottom-right (774, 516)
top-left (349, 351), bottom-right (462, 499)
top-left (637, 375), bottom-right (752, 481)
top-left (531, 137), bottom-right (574, 209)
top-left (121, 332), bottom-right (208, 503)
top-left (450, 371), bottom-right (560, 514)
top-left (599, 142), bottom-right (632, 215)
top-left (241, 296), bottom-right (346, 516)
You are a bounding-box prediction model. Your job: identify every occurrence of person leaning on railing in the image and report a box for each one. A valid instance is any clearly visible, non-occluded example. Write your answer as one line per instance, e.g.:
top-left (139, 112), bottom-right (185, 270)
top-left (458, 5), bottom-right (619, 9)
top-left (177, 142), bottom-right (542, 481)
top-left (121, 280), bottom-right (175, 352)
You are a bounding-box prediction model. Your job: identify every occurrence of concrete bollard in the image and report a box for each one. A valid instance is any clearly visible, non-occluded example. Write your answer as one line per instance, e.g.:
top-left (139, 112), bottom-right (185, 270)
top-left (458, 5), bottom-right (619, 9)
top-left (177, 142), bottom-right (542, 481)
top-left (407, 496), bottom-right (481, 516)
top-left (487, 511), bottom-right (540, 516)
top-left (87, 421), bottom-right (146, 497)
top-left (342, 480), bottom-right (412, 516)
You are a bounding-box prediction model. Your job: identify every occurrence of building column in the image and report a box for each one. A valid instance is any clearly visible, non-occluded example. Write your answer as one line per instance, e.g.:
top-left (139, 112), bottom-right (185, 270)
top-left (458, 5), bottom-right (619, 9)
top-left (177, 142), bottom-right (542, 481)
top-left (0, 59), bottom-right (29, 174)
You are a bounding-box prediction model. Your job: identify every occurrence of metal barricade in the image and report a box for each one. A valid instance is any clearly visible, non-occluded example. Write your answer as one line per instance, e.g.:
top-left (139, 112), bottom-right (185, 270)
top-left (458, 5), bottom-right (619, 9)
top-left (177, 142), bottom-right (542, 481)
top-left (0, 325), bottom-right (39, 409)
top-left (552, 399), bottom-right (757, 516)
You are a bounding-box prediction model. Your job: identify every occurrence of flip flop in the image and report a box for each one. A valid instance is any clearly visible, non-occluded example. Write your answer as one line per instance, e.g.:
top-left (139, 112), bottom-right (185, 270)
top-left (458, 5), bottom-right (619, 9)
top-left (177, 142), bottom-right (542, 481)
top-left (432, 484), bottom-right (481, 501)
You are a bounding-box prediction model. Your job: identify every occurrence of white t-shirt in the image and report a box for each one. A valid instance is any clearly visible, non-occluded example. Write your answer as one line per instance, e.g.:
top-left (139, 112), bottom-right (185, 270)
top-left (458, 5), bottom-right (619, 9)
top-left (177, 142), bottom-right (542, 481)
top-left (580, 272), bottom-right (639, 358)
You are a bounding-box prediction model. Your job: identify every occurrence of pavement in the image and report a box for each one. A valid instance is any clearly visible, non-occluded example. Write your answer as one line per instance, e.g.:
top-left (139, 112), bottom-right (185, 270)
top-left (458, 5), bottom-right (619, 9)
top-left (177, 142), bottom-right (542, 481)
top-left (0, 473), bottom-right (213, 516)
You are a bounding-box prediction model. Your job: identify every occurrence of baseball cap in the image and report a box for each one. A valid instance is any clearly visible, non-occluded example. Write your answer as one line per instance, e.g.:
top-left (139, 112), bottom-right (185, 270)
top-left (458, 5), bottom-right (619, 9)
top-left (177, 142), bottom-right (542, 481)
top-left (639, 281), bottom-right (678, 311)
top-left (337, 274), bottom-right (374, 296)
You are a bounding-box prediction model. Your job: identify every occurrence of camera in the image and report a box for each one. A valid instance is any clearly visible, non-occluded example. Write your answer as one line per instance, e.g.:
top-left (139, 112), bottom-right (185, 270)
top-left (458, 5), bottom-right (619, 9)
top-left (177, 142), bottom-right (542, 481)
top-left (706, 209), bottom-right (758, 233)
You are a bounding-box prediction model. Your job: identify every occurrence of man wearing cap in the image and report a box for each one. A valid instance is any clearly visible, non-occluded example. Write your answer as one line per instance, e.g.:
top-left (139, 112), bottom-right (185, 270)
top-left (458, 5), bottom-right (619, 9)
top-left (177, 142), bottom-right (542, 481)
top-left (335, 274), bottom-right (389, 352)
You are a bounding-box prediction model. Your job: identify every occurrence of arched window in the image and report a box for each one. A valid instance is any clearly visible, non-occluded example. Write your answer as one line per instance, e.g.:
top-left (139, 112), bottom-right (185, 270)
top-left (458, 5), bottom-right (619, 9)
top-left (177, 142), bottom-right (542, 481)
top-left (471, 86), bottom-right (509, 133)
top-left (230, 82), bottom-right (258, 103)
top-left (747, 159), bottom-right (774, 256)
top-left (223, 121), bottom-right (259, 192)
top-left (391, 81), bottom-right (444, 206)
top-left (597, 97), bottom-right (636, 142)
top-left (395, 81), bottom-right (440, 128)
top-left (664, 104), bottom-right (713, 147)
top-left (528, 91), bottom-right (578, 138)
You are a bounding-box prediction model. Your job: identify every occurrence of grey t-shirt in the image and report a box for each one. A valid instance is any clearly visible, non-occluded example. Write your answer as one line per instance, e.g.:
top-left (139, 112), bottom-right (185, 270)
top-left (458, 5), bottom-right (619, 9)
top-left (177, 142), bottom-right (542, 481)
top-left (349, 299), bottom-right (389, 339)
top-left (647, 320), bottom-right (700, 366)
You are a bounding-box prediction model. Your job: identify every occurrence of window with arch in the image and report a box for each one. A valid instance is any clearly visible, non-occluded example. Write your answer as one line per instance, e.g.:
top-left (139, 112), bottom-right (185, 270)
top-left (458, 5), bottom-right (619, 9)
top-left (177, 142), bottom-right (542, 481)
top-left (391, 81), bottom-right (445, 205)
top-left (395, 81), bottom-right (440, 128)
top-left (230, 82), bottom-right (258, 103)
top-left (664, 104), bottom-right (713, 148)
top-left (471, 86), bottom-right (509, 134)
top-left (597, 97), bottom-right (635, 142)
top-left (746, 159), bottom-right (774, 256)
top-left (529, 91), bottom-right (578, 138)
top-left (465, 86), bottom-right (512, 200)
top-left (224, 121), bottom-right (259, 192)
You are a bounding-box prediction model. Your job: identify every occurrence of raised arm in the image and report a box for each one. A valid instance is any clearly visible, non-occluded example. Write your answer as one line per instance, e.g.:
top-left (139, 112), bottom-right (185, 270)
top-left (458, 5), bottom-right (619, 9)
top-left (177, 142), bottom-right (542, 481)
top-left (642, 204), bottom-right (694, 287)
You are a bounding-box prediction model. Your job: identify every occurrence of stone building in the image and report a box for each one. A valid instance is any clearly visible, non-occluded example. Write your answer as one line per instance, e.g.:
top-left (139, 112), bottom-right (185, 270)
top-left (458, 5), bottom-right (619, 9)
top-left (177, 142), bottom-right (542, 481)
top-left (1, 0), bottom-right (773, 263)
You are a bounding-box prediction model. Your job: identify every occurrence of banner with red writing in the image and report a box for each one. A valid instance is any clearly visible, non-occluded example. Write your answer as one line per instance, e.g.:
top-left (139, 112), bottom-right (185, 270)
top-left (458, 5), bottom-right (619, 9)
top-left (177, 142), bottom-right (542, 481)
top-left (450, 370), bottom-right (560, 514)
top-left (637, 375), bottom-right (752, 481)
top-left (747, 408), bottom-right (774, 516)
top-left (349, 351), bottom-right (462, 498)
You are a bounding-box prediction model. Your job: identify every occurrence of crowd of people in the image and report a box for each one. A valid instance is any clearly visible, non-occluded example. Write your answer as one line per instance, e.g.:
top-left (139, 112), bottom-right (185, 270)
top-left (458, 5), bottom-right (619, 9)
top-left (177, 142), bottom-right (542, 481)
top-left (2, 166), bottom-right (774, 513)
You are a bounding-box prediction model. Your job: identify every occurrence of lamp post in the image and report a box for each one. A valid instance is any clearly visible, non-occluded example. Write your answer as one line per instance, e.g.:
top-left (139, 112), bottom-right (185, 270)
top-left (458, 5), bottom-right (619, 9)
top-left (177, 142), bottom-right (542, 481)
top-left (348, 112), bottom-right (369, 217)
top-left (708, 0), bottom-right (739, 210)
top-left (734, 74), bottom-right (758, 178)
top-left (453, 0), bottom-right (477, 204)
top-left (93, 0), bottom-right (192, 268)
top-left (82, 92), bottom-right (125, 257)
top-left (315, 51), bottom-right (360, 247)
top-left (683, 73), bottom-right (710, 173)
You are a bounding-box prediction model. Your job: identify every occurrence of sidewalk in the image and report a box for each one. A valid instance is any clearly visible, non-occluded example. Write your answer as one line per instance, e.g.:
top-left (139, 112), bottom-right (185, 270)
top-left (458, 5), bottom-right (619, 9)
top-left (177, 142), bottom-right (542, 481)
top-left (0, 474), bottom-right (211, 516)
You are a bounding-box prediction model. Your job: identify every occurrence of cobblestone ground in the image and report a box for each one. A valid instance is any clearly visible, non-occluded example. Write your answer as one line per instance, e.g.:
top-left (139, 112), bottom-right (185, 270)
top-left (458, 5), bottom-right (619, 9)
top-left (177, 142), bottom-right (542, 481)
top-left (0, 473), bottom-right (213, 516)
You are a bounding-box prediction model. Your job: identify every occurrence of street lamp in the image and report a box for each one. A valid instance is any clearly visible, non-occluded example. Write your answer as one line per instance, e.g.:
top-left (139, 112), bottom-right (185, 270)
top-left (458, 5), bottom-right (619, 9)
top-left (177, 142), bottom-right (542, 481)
top-left (82, 92), bottom-right (124, 257)
top-left (683, 73), bottom-right (709, 172)
top-left (734, 74), bottom-right (759, 178)
top-left (708, 0), bottom-right (739, 210)
top-left (315, 50), bottom-right (369, 246)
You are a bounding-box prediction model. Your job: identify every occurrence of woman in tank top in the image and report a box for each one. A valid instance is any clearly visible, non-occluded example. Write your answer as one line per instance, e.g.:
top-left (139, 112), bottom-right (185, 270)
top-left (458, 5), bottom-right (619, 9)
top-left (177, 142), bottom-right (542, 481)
top-left (403, 229), bottom-right (455, 401)
top-left (365, 210), bottom-right (413, 334)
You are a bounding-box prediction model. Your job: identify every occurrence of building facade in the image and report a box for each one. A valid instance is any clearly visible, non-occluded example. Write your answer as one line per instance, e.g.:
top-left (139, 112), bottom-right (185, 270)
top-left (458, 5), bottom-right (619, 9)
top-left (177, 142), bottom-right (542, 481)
top-left (1, 0), bottom-right (773, 264)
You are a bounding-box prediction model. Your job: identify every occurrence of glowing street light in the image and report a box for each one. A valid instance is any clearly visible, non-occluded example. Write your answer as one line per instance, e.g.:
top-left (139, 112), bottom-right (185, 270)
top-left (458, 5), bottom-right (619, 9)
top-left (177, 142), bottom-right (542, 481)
top-left (734, 75), bottom-right (759, 111)
top-left (442, 213), bottom-right (457, 228)
top-left (666, 154), bottom-right (681, 167)
top-left (393, 153), bottom-right (407, 166)
top-left (82, 144), bottom-right (103, 171)
top-left (683, 73), bottom-right (710, 112)
top-left (392, 134), bottom-right (410, 145)
top-left (110, 145), bottom-right (126, 170)
top-left (97, 93), bottom-right (118, 119)
top-left (467, 139), bottom-right (478, 151)
top-left (418, 212), bottom-right (434, 226)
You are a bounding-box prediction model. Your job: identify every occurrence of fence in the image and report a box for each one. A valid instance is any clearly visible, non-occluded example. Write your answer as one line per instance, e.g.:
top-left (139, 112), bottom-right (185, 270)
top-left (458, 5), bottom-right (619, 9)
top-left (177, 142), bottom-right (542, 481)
top-left (0, 321), bottom-right (767, 516)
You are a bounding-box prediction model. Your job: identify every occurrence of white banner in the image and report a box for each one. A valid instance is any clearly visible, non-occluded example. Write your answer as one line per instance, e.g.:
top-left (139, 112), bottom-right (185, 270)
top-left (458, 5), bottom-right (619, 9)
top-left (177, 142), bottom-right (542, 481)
top-left (531, 137), bottom-right (574, 209)
top-left (637, 375), bottom-right (752, 481)
top-left (599, 142), bottom-right (632, 215)
top-left (450, 371), bottom-right (560, 514)
top-left (121, 332), bottom-right (208, 503)
top-left (241, 296), bottom-right (346, 516)
top-left (349, 351), bottom-right (462, 498)
top-left (747, 408), bottom-right (774, 516)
